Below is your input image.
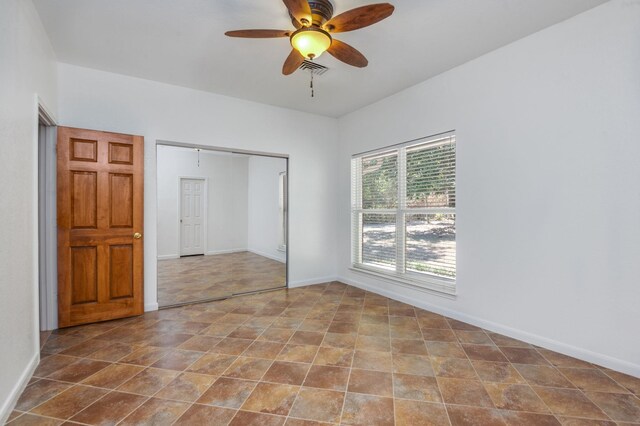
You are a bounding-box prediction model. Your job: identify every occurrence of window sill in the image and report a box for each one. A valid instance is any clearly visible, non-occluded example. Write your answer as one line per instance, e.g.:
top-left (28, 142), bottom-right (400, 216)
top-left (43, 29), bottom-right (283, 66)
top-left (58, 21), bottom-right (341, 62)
top-left (349, 265), bottom-right (457, 299)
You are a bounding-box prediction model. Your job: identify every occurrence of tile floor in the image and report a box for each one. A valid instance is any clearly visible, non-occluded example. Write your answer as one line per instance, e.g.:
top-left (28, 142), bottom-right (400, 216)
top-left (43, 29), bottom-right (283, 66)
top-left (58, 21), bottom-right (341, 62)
top-left (8, 282), bottom-right (640, 425)
top-left (157, 252), bottom-right (286, 307)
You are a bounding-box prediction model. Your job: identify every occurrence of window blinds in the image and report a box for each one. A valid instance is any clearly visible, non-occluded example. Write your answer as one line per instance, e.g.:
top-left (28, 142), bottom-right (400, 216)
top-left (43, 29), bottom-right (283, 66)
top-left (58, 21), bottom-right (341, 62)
top-left (351, 133), bottom-right (456, 289)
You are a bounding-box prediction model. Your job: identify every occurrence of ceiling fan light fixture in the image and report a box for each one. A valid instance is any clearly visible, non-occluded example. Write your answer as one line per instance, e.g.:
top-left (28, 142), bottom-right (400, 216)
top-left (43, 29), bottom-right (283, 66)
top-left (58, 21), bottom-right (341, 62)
top-left (290, 27), bottom-right (332, 59)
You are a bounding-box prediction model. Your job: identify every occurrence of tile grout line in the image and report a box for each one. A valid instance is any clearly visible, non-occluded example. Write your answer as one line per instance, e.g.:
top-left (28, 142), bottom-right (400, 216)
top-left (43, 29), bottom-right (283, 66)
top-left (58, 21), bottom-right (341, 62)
top-left (532, 346), bottom-right (617, 422)
top-left (71, 388), bottom-right (147, 424)
top-left (226, 286), bottom-right (322, 425)
top-left (169, 287), bottom-right (296, 425)
top-left (448, 322), bottom-right (497, 421)
top-left (598, 369), bottom-right (640, 399)
top-left (421, 309), bottom-right (454, 426)
top-left (130, 346), bottom-right (219, 426)
top-left (490, 333), bottom-right (579, 423)
top-left (285, 284), bottom-right (342, 424)
top-left (335, 289), bottom-right (365, 426)
top-left (214, 301), bottom-right (290, 425)
top-left (18, 366), bottom-right (136, 423)
top-left (390, 299), bottom-right (400, 425)
top-left (527, 347), bottom-right (590, 424)
top-left (161, 301), bottom-right (273, 426)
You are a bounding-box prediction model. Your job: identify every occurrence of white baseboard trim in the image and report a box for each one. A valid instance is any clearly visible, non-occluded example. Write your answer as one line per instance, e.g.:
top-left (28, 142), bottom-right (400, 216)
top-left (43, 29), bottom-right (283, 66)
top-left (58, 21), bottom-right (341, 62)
top-left (144, 302), bottom-right (159, 312)
top-left (157, 254), bottom-right (179, 260)
top-left (206, 249), bottom-right (247, 256)
top-left (0, 351), bottom-right (39, 424)
top-left (247, 249), bottom-right (286, 264)
top-left (339, 275), bottom-right (640, 379)
top-left (289, 276), bottom-right (338, 288)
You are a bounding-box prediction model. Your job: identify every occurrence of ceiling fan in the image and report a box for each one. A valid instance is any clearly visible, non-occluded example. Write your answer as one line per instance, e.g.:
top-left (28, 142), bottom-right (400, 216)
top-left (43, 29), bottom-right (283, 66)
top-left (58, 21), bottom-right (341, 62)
top-left (225, 0), bottom-right (395, 75)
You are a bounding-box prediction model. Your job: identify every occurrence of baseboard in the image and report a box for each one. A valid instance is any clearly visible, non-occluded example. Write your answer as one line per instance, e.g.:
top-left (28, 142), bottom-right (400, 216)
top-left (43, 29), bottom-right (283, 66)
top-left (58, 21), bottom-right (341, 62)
top-left (157, 254), bottom-right (179, 260)
top-left (339, 275), bottom-right (640, 379)
top-left (247, 249), bottom-right (286, 264)
top-left (206, 249), bottom-right (247, 256)
top-left (289, 276), bottom-right (338, 288)
top-left (0, 351), bottom-right (39, 424)
top-left (144, 302), bottom-right (159, 312)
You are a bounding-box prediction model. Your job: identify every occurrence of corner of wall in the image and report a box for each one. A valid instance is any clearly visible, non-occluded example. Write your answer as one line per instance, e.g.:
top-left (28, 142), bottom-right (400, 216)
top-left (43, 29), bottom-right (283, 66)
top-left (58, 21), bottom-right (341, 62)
top-left (144, 302), bottom-right (159, 312)
top-left (0, 351), bottom-right (39, 424)
top-left (288, 276), bottom-right (338, 289)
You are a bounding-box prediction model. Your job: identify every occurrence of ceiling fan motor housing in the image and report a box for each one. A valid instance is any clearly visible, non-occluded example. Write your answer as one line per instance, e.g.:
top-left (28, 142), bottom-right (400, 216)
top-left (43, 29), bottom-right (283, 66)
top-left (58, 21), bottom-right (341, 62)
top-left (308, 0), bottom-right (334, 26)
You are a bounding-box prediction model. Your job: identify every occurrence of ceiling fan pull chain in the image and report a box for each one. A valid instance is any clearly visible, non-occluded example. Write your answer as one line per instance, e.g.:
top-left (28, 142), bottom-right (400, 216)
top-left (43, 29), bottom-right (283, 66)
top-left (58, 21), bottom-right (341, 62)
top-left (310, 69), bottom-right (315, 98)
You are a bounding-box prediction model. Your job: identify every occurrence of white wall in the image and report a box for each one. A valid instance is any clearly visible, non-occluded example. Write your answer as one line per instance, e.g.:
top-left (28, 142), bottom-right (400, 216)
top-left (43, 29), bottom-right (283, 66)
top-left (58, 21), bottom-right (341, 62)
top-left (157, 146), bottom-right (249, 258)
top-left (248, 155), bottom-right (287, 263)
top-left (0, 0), bottom-right (58, 421)
top-left (57, 63), bottom-right (339, 310)
top-left (337, 1), bottom-right (640, 377)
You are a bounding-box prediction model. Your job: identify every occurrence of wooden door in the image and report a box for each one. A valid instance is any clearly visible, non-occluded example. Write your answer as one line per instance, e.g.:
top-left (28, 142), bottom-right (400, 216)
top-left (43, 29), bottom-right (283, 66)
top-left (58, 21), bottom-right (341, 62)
top-left (57, 127), bottom-right (144, 327)
top-left (180, 178), bottom-right (205, 256)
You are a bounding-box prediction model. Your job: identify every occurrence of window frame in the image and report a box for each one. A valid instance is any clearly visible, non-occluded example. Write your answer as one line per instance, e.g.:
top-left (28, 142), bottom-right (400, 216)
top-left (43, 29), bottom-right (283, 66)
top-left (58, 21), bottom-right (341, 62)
top-left (351, 132), bottom-right (456, 296)
top-left (278, 171), bottom-right (287, 252)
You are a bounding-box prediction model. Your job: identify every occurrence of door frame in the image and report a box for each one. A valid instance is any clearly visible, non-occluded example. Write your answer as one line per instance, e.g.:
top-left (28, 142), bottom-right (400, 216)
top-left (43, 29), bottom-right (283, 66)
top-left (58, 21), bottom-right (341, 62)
top-left (156, 140), bottom-right (290, 293)
top-left (177, 176), bottom-right (208, 257)
top-left (37, 99), bottom-right (58, 331)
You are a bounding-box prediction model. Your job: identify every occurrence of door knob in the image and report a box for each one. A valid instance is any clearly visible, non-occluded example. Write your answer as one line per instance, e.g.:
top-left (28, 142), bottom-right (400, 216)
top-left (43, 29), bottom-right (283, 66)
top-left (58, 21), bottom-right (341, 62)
top-left (133, 232), bottom-right (142, 239)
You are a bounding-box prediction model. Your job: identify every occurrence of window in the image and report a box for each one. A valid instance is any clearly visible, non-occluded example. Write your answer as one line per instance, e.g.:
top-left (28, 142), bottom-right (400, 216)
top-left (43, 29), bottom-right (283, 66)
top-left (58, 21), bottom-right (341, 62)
top-left (351, 133), bottom-right (456, 294)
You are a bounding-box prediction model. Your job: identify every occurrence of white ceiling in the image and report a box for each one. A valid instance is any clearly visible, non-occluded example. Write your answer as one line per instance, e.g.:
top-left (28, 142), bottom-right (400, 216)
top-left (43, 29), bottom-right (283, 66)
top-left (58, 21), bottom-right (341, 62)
top-left (34, 0), bottom-right (607, 117)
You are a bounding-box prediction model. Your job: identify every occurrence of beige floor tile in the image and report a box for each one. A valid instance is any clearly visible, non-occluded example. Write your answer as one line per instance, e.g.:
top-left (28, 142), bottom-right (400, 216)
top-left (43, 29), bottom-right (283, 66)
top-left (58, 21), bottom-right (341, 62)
top-left (118, 397), bottom-right (190, 425)
top-left (395, 399), bottom-right (449, 426)
top-left (393, 373), bottom-right (442, 402)
top-left (154, 372), bottom-right (216, 402)
top-left (289, 388), bottom-right (345, 423)
top-left (69, 391), bottom-right (148, 424)
top-left (173, 404), bottom-right (236, 425)
top-left (241, 382), bottom-right (299, 416)
top-left (197, 377), bottom-right (257, 408)
top-left (341, 392), bottom-right (394, 426)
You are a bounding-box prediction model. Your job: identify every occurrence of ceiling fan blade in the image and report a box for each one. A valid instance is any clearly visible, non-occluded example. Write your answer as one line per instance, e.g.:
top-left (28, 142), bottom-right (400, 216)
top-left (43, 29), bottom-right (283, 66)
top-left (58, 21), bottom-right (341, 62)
top-left (225, 29), bottom-right (291, 38)
top-left (327, 39), bottom-right (368, 68)
top-left (323, 3), bottom-right (394, 33)
top-left (282, 0), bottom-right (312, 26)
top-left (283, 49), bottom-right (305, 75)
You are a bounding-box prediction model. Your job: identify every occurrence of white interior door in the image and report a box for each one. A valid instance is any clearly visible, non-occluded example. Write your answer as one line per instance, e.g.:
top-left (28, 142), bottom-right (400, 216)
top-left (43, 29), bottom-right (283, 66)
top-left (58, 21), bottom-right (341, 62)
top-left (180, 178), bottom-right (205, 256)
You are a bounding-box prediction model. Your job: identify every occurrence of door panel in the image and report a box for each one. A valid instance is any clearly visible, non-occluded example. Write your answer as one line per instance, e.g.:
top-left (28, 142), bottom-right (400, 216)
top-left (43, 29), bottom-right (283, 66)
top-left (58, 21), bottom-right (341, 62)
top-left (109, 244), bottom-right (134, 299)
top-left (58, 126), bottom-right (144, 327)
top-left (110, 173), bottom-right (134, 227)
top-left (71, 171), bottom-right (98, 228)
top-left (180, 178), bottom-right (205, 256)
top-left (109, 142), bottom-right (134, 164)
top-left (70, 246), bottom-right (98, 304)
top-left (70, 138), bottom-right (98, 162)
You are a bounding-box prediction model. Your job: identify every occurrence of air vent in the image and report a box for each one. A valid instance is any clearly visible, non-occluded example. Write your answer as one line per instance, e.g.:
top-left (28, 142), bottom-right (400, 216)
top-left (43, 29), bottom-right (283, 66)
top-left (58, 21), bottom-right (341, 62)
top-left (299, 60), bottom-right (329, 76)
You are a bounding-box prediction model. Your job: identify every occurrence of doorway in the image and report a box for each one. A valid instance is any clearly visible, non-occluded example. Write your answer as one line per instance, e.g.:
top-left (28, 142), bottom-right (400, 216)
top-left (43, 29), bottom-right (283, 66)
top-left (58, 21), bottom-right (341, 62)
top-left (38, 122), bottom-right (146, 331)
top-left (156, 142), bottom-right (288, 308)
top-left (179, 177), bottom-right (206, 256)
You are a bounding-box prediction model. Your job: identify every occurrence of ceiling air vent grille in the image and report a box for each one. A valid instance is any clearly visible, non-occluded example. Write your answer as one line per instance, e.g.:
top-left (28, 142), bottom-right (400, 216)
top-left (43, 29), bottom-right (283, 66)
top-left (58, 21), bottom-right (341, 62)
top-left (299, 60), bottom-right (329, 75)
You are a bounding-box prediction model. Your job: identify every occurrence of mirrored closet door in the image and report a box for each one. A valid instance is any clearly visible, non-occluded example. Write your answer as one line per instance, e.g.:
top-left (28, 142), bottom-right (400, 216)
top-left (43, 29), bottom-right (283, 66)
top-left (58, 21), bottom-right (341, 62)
top-left (156, 144), bottom-right (287, 308)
